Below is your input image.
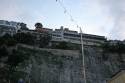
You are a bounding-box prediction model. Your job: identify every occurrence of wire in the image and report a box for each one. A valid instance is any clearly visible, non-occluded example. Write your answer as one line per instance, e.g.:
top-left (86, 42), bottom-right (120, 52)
top-left (56, 0), bottom-right (79, 28)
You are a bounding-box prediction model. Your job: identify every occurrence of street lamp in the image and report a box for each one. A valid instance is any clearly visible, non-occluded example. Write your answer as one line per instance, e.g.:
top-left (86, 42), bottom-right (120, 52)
top-left (78, 26), bottom-right (87, 83)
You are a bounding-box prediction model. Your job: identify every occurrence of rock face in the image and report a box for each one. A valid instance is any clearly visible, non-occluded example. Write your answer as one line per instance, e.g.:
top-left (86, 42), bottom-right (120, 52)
top-left (84, 46), bottom-right (125, 83)
top-left (18, 45), bottom-right (84, 83)
top-left (18, 45), bottom-right (125, 83)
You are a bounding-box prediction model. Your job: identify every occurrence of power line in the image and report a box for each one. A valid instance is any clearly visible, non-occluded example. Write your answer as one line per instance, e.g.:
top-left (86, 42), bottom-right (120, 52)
top-left (56, 0), bottom-right (79, 27)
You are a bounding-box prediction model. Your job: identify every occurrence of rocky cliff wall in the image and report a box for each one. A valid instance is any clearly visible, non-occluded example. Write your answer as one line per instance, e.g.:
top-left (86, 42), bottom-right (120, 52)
top-left (17, 45), bottom-right (125, 83)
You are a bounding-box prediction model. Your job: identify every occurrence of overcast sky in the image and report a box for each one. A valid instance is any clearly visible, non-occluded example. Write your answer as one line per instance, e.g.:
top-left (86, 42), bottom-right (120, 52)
top-left (0, 0), bottom-right (125, 40)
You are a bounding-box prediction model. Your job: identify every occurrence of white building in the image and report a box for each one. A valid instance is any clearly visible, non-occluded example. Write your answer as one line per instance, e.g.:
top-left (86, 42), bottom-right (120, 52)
top-left (0, 20), bottom-right (21, 29)
top-left (51, 26), bottom-right (106, 46)
top-left (0, 20), bottom-right (21, 36)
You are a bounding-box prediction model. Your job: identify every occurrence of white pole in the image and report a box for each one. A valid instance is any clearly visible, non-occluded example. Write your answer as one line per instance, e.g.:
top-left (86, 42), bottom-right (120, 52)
top-left (79, 27), bottom-right (87, 83)
top-left (29, 78), bottom-right (30, 83)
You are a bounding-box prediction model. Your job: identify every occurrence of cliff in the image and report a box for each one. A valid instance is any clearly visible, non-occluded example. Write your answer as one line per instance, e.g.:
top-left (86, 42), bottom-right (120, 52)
top-left (9, 45), bottom-right (125, 83)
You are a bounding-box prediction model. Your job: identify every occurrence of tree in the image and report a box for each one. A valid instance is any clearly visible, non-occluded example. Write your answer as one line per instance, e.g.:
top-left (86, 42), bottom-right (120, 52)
top-left (13, 33), bottom-right (35, 45)
top-left (20, 23), bottom-right (29, 30)
top-left (101, 41), bottom-right (125, 62)
top-left (0, 47), bottom-right (8, 59)
top-left (39, 33), bottom-right (52, 48)
top-left (35, 23), bottom-right (43, 29)
top-left (0, 34), bottom-right (17, 47)
top-left (56, 41), bottom-right (68, 49)
top-left (102, 41), bottom-right (125, 53)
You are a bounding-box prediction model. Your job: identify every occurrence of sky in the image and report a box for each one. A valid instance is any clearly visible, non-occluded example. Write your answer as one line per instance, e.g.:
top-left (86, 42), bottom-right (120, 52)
top-left (0, 0), bottom-right (125, 40)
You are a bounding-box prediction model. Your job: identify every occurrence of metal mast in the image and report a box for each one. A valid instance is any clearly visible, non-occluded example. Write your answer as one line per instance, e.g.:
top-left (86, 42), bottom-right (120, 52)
top-left (79, 27), bottom-right (87, 83)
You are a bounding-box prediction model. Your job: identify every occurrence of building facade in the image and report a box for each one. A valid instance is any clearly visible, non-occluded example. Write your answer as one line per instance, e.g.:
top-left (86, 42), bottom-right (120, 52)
top-left (0, 20), bottom-right (21, 36)
top-left (51, 26), bottom-right (106, 46)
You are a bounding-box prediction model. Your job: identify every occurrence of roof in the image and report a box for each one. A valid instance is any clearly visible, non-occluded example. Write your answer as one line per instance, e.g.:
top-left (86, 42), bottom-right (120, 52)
top-left (108, 69), bottom-right (125, 82)
top-left (0, 25), bottom-right (16, 30)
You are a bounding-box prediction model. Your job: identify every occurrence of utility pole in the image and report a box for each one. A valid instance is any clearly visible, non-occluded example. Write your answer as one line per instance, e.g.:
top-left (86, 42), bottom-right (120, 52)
top-left (79, 26), bottom-right (87, 83)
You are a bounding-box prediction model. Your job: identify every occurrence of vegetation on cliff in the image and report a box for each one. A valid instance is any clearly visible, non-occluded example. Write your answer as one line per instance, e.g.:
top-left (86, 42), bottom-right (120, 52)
top-left (0, 33), bottom-right (51, 83)
top-left (102, 41), bottom-right (125, 53)
top-left (101, 40), bottom-right (125, 62)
